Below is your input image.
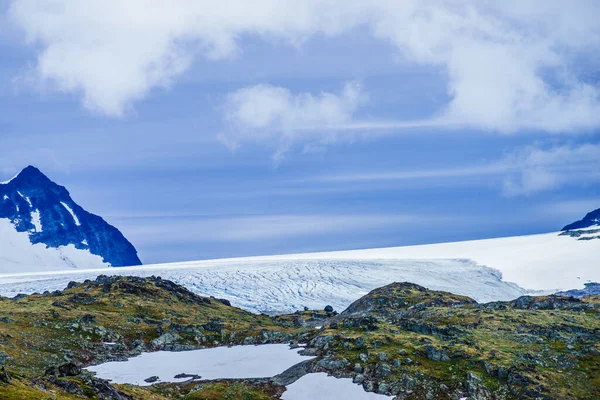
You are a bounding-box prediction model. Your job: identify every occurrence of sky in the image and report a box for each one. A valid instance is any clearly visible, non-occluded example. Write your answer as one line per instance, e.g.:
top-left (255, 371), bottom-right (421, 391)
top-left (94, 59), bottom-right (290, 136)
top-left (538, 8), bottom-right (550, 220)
top-left (0, 0), bottom-right (599, 264)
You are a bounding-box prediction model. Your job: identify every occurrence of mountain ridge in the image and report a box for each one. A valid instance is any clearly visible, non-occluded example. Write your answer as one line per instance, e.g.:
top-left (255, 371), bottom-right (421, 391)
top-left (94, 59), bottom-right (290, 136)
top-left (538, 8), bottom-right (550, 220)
top-left (562, 207), bottom-right (600, 231)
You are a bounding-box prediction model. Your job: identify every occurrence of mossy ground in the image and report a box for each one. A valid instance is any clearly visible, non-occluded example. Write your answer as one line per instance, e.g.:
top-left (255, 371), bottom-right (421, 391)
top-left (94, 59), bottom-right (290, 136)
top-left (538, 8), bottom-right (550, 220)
top-left (0, 276), bottom-right (303, 399)
top-left (307, 283), bottom-right (600, 399)
top-left (1, 278), bottom-right (598, 399)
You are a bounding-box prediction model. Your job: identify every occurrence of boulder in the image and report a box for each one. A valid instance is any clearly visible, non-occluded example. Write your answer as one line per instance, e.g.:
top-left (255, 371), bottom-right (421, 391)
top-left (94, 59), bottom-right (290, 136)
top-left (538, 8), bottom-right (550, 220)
top-left (0, 367), bottom-right (10, 383)
top-left (0, 351), bottom-right (10, 366)
top-left (150, 332), bottom-right (180, 349)
top-left (425, 345), bottom-right (450, 362)
top-left (315, 357), bottom-right (350, 371)
top-left (58, 362), bottom-right (81, 377)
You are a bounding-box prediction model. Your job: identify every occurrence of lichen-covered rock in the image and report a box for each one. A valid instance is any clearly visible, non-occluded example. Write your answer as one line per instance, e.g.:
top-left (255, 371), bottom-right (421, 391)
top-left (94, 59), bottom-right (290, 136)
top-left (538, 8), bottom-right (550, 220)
top-left (150, 332), bottom-right (180, 349)
top-left (315, 357), bottom-right (350, 371)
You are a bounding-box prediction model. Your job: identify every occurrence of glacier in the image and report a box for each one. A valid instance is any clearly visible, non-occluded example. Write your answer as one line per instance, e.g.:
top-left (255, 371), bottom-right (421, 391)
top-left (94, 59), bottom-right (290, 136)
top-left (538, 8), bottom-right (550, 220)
top-left (0, 258), bottom-right (530, 315)
top-left (0, 231), bottom-right (597, 315)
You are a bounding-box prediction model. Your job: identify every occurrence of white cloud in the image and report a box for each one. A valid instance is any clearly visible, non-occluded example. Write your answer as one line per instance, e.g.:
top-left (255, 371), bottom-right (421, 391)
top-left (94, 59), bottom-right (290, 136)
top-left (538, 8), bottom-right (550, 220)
top-left (114, 213), bottom-right (453, 245)
top-left (7, 0), bottom-right (600, 132)
top-left (313, 142), bottom-right (600, 196)
top-left (218, 82), bottom-right (364, 160)
top-left (501, 143), bottom-right (600, 196)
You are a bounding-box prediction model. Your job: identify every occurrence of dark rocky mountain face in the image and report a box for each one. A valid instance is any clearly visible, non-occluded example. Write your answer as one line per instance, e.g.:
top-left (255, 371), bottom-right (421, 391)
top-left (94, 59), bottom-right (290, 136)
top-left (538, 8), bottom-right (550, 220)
top-left (0, 166), bottom-right (141, 267)
top-left (562, 208), bottom-right (600, 231)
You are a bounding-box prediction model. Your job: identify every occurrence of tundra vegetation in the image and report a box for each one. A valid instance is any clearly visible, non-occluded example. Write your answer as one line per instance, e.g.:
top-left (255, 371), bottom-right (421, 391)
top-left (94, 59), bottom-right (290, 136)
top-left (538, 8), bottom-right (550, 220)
top-left (0, 276), bottom-right (598, 399)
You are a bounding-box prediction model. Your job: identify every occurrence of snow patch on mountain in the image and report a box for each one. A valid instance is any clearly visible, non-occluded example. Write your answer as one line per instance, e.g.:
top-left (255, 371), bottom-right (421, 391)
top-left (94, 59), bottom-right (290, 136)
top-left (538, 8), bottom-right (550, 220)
top-left (0, 219), bottom-right (109, 272)
top-left (60, 201), bottom-right (81, 226)
top-left (0, 174), bottom-right (18, 185)
top-left (30, 210), bottom-right (42, 232)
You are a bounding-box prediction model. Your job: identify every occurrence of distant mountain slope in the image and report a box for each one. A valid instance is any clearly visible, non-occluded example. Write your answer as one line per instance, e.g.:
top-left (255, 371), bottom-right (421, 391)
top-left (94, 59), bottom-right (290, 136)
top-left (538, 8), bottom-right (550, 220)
top-left (562, 207), bottom-right (600, 230)
top-left (556, 282), bottom-right (600, 298)
top-left (0, 166), bottom-right (141, 272)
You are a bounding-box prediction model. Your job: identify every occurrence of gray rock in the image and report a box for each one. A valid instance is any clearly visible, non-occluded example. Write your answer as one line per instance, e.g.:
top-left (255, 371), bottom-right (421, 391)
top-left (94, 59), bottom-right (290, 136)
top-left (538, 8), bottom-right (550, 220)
top-left (425, 345), bottom-right (450, 362)
top-left (144, 376), bottom-right (159, 383)
top-left (316, 357), bottom-right (350, 371)
top-left (377, 382), bottom-right (390, 394)
top-left (353, 374), bottom-right (365, 384)
top-left (375, 363), bottom-right (392, 378)
top-left (310, 335), bottom-right (335, 350)
top-left (79, 314), bottom-right (96, 324)
top-left (272, 359), bottom-right (314, 386)
top-left (174, 373), bottom-right (201, 380)
top-left (150, 332), bottom-right (180, 349)
top-left (242, 336), bottom-right (257, 345)
top-left (0, 352), bottom-right (10, 366)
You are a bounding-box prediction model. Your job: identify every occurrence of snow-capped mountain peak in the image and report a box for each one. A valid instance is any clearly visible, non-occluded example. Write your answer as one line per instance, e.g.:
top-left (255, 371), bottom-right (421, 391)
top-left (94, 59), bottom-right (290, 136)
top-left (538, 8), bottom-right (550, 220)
top-left (0, 166), bottom-right (141, 272)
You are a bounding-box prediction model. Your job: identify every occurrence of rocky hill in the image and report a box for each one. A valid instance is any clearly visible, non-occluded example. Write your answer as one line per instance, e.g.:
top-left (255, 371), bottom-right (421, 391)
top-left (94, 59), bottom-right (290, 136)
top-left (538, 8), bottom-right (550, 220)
top-left (0, 278), bottom-right (598, 399)
top-left (302, 283), bottom-right (600, 399)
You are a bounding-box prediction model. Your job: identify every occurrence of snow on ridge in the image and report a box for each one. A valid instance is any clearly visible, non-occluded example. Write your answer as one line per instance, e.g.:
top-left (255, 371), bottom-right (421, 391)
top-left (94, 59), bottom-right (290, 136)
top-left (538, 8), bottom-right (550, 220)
top-left (30, 210), bottom-right (42, 232)
top-left (61, 201), bottom-right (81, 226)
top-left (0, 173), bottom-right (19, 185)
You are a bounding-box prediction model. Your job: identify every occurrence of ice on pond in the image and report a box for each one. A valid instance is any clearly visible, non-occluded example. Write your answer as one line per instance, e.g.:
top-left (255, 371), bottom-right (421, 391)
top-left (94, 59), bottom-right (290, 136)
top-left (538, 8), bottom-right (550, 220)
top-left (85, 343), bottom-right (313, 386)
top-left (282, 373), bottom-right (393, 399)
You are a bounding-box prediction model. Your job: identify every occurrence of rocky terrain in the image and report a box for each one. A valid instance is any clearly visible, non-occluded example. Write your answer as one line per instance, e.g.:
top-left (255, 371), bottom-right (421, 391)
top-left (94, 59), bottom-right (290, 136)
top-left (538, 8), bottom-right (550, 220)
top-left (0, 277), bottom-right (598, 399)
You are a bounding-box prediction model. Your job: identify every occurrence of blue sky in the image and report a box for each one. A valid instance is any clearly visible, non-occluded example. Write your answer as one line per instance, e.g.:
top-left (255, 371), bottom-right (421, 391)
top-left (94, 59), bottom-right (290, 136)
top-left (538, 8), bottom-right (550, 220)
top-left (1, 1), bottom-right (599, 263)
